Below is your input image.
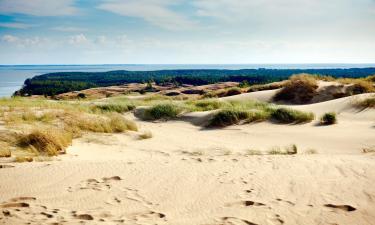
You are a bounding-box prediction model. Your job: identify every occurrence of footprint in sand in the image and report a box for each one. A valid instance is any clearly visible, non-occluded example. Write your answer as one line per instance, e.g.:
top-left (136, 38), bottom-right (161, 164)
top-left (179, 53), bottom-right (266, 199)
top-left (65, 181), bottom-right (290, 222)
top-left (68, 176), bottom-right (122, 192)
top-left (131, 210), bottom-right (167, 224)
top-left (225, 200), bottom-right (266, 208)
top-left (324, 204), bottom-right (356, 212)
top-left (220, 216), bottom-right (258, 225)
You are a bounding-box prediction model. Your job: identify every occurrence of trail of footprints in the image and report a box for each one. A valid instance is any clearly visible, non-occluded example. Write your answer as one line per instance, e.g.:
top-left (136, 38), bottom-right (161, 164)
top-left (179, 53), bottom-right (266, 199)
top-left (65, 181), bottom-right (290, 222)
top-left (0, 175), bottom-right (167, 225)
top-left (0, 173), bottom-right (357, 224)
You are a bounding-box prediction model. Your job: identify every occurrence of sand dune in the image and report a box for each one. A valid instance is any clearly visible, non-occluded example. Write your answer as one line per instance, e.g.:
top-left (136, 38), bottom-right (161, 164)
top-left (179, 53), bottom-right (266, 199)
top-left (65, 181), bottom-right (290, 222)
top-left (1, 92), bottom-right (375, 225)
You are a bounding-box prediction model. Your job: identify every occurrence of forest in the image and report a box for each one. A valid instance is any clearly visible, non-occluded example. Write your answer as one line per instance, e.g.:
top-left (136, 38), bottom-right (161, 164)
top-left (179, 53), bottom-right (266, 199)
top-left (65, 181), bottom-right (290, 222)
top-left (15, 68), bottom-right (375, 96)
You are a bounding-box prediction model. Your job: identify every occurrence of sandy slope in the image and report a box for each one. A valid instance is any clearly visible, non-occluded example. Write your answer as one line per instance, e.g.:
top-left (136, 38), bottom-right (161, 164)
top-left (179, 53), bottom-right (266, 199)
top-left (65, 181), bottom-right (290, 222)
top-left (1, 95), bottom-right (375, 225)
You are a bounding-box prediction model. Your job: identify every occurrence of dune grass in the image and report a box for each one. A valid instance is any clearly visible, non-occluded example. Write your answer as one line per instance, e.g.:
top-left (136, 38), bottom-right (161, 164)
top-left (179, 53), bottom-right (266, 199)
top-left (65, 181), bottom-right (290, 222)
top-left (207, 100), bottom-right (314, 127)
top-left (17, 128), bottom-right (73, 156)
top-left (0, 97), bottom-right (139, 160)
top-left (268, 144), bottom-right (298, 155)
top-left (270, 108), bottom-right (314, 124)
top-left (0, 144), bottom-right (11, 157)
top-left (274, 74), bottom-right (319, 104)
top-left (138, 130), bottom-right (153, 140)
top-left (356, 96), bottom-right (375, 109)
top-left (92, 103), bottom-right (136, 113)
top-left (142, 103), bottom-right (184, 120)
top-left (320, 112), bottom-right (337, 125)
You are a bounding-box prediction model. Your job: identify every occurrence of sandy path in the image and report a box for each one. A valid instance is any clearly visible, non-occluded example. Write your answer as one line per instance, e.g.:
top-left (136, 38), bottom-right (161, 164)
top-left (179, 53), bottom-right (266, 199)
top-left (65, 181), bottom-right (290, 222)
top-left (1, 96), bottom-right (375, 225)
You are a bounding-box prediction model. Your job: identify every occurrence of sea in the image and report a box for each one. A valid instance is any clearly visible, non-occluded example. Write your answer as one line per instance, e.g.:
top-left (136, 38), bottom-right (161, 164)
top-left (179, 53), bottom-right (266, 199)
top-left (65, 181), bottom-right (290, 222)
top-left (0, 64), bottom-right (374, 97)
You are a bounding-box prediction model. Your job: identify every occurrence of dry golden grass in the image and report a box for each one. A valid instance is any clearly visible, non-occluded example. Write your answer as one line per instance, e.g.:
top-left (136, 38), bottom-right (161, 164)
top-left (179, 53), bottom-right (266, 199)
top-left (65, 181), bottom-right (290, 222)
top-left (138, 130), bottom-right (153, 140)
top-left (274, 74), bottom-right (319, 104)
top-left (17, 128), bottom-right (73, 156)
top-left (0, 145), bottom-right (11, 157)
top-left (0, 97), bottom-right (140, 161)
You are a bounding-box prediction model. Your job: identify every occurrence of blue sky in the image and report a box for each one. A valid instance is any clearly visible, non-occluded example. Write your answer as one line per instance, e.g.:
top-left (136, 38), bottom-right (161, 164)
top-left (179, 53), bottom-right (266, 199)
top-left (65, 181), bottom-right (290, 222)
top-left (0, 0), bottom-right (375, 64)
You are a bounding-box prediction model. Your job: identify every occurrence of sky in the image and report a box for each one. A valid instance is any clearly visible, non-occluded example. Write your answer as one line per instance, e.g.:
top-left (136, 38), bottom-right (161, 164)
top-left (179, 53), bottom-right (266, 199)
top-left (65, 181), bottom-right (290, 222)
top-left (0, 0), bottom-right (374, 65)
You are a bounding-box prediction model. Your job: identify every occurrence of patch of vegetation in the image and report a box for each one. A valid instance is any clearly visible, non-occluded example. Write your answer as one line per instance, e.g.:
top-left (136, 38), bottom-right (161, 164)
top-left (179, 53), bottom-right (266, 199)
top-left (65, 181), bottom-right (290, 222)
top-left (247, 82), bottom-right (284, 92)
top-left (143, 103), bottom-right (184, 120)
top-left (268, 144), bottom-right (298, 155)
top-left (305, 149), bottom-right (318, 154)
top-left (320, 112), bottom-right (337, 125)
top-left (362, 147), bottom-right (375, 153)
top-left (92, 103), bottom-right (136, 113)
top-left (187, 99), bottom-right (230, 111)
top-left (270, 108), bottom-right (314, 124)
top-left (208, 109), bottom-right (250, 127)
top-left (138, 130), bottom-right (153, 140)
top-left (356, 96), bottom-right (375, 109)
top-left (0, 97), bottom-right (139, 161)
top-left (245, 149), bottom-right (263, 155)
top-left (225, 87), bottom-right (243, 96)
top-left (17, 128), bottom-right (72, 156)
top-left (273, 74), bottom-right (318, 104)
top-left (0, 146), bottom-right (11, 157)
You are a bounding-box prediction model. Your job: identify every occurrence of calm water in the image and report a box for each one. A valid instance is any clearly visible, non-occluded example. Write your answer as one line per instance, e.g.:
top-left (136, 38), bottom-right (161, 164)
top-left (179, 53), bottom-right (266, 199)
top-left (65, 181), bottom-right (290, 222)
top-left (1, 64), bottom-right (374, 97)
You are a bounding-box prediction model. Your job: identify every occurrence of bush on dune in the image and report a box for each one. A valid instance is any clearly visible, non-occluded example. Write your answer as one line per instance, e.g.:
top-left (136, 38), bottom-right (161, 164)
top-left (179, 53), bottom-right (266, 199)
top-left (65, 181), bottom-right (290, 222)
top-left (320, 112), bottom-right (337, 125)
top-left (273, 74), bottom-right (318, 104)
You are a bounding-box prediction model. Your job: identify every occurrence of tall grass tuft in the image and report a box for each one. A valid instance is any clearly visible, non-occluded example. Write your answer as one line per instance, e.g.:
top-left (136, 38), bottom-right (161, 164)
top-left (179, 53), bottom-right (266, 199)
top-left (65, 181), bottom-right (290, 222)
top-left (17, 128), bottom-right (72, 156)
top-left (270, 108), bottom-right (314, 124)
top-left (143, 103), bottom-right (183, 120)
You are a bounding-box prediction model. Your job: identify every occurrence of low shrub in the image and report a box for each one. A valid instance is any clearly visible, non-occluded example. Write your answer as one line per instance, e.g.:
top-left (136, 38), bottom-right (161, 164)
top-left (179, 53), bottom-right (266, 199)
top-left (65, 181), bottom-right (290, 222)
top-left (143, 103), bottom-right (183, 120)
top-left (271, 108), bottom-right (314, 124)
top-left (320, 112), bottom-right (337, 125)
top-left (274, 74), bottom-right (318, 104)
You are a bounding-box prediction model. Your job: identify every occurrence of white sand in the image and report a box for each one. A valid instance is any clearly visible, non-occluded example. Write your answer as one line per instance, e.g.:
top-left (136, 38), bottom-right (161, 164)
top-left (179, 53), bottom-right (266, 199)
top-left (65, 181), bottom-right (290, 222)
top-left (1, 94), bottom-right (375, 225)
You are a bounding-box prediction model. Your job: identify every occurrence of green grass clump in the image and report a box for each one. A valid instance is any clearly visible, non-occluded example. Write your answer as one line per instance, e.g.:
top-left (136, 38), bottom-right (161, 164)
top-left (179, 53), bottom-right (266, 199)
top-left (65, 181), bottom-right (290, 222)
top-left (271, 108), bottom-right (314, 124)
top-left (208, 109), bottom-right (249, 127)
top-left (320, 112), bottom-right (337, 125)
top-left (143, 103), bottom-right (183, 120)
top-left (187, 99), bottom-right (230, 111)
top-left (92, 103), bottom-right (136, 113)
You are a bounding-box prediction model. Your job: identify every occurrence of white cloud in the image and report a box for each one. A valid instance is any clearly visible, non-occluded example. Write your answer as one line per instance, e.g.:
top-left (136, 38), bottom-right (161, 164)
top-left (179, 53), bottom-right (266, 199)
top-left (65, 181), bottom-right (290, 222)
top-left (0, 0), bottom-right (77, 16)
top-left (0, 22), bottom-right (33, 29)
top-left (68, 34), bottom-right (89, 45)
top-left (52, 26), bottom-right (87, 32)
top-left (1, 35), bottom-right (19, 43)
top-left (98, 0), bottom-right (196, 30)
